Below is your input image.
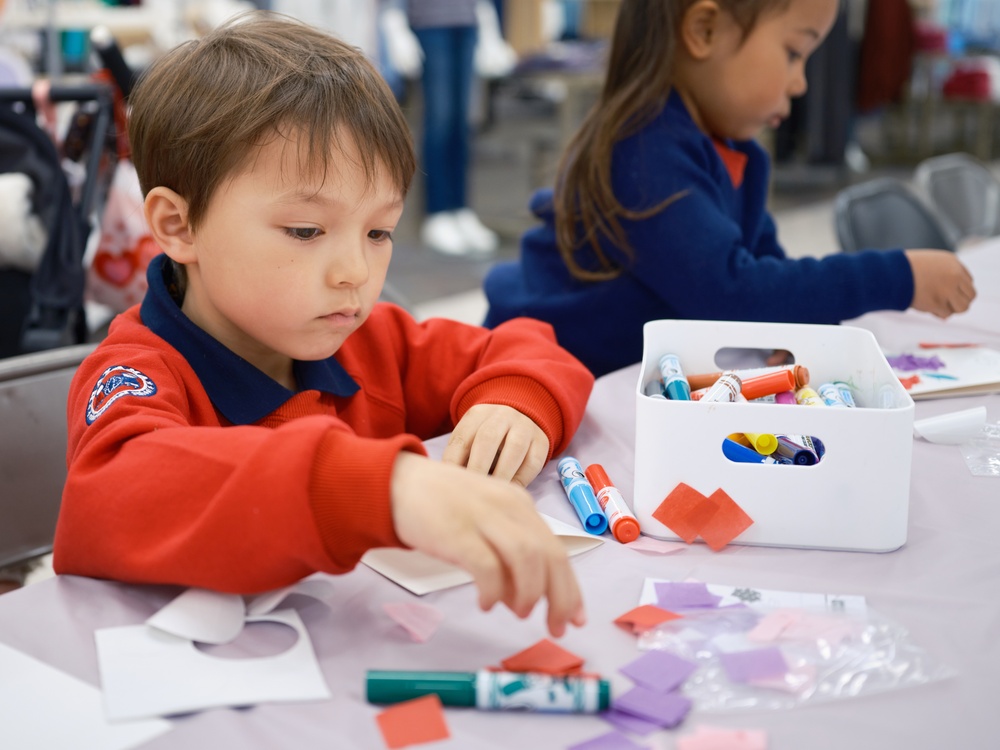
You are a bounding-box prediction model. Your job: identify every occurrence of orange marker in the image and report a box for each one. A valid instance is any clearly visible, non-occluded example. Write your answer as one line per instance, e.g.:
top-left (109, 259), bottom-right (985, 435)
top-left (584, 464), bottom-right (641, 543)
top-left (740, 369), bottom-right (797, 401)
top-left (687, 365), bottom-right (809, 391)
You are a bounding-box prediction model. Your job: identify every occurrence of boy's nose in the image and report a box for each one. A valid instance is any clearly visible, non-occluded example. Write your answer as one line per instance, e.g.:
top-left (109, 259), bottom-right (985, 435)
top-left (326, 240), bottom-right (370, 288)
top-left (788, 67), bottom-right (808, 98)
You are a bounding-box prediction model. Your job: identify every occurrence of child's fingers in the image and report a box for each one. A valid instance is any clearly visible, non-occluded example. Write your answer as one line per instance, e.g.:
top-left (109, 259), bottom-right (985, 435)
top-left (543, 548), bottom-right (586, 637)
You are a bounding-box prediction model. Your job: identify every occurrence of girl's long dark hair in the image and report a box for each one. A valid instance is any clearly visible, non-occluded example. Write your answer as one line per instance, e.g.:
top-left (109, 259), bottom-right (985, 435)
top-left (552, 0), bottom-right (788, 281)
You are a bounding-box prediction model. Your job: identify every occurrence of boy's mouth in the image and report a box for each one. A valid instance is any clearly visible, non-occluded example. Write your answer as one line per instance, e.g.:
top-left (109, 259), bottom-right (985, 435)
top-left (320, 310), bottom-right (359, 326)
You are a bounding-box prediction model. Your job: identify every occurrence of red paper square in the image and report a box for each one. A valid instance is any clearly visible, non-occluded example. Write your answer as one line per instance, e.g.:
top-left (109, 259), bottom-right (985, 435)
top-left (500, 638), bottom-right (585, 675)
top-left (652, 483), bottom-right (720, 543)
top-left (698, 489), bottom-right (754, 551)
top-left (613, 604), bottom-right (683, 634)
top-left (375, 694), bottom-right (450, 749)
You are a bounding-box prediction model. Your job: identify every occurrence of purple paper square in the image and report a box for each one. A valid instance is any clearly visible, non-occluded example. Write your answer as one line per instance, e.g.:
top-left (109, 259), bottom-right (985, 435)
top-left (568, 730), bottom-right (648, 750)
top-left (654, 582), bottom-right (723, 610)
top-left (619, 650), bottom-right (698, 693)
top-left (613, 685), bottom-right (692, 728)
top-left (719, 647), bottom-right (789, 683)
top-left (601, 708), bottom-right (663, 736)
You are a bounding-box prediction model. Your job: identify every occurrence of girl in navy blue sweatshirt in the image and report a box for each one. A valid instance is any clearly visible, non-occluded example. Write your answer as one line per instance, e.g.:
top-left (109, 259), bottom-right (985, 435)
top-left (483, 0), bottom-right (976, 377)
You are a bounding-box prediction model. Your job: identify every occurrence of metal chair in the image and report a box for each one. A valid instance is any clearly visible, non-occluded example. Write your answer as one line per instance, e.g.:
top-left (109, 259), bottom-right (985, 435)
top-left (0, 343), bottom-right (95, 570)
top-left (914, 152), bottom-right (1000, 243)
top-left (833, 176), bottom-right (956, 254)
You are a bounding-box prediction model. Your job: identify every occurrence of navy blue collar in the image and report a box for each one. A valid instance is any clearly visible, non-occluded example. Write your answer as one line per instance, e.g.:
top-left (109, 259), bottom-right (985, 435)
top-left (140, 254), bottom-right (359, 425)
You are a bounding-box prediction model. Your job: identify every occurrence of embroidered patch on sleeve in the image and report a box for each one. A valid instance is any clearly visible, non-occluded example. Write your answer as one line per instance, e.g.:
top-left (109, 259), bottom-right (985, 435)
top-left (86, 365), bottom-right (157, 424)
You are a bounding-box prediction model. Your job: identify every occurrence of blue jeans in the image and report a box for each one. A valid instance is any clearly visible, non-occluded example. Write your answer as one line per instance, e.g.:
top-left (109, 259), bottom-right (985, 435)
top-left (414, 25), bottom-right (477, 215)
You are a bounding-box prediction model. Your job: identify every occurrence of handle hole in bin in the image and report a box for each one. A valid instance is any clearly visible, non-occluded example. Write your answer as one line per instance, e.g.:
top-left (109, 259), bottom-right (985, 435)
top-left (722, 433), bottom-right (826, 466)
top-left (713, 347), bottom-right (797, 371)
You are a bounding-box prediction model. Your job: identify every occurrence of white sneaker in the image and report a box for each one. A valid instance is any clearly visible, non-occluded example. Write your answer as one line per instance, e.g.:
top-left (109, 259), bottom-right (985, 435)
top-left (452, 208), bottom-right (499, 255)
top-left (420, 212), bottom-right (469, 256)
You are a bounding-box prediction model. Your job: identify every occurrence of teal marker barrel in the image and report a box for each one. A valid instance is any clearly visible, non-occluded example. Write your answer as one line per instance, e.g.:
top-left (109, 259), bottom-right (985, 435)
top-left (366, 669), bottom-right (610, 713)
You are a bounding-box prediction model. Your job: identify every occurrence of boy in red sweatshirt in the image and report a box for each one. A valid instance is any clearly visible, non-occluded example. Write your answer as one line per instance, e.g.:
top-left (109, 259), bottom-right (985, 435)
top-left (53, 12), bottom-right (594, 637)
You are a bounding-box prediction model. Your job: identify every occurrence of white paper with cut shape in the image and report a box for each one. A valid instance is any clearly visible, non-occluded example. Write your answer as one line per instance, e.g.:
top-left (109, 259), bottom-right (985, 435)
top-left (95, 608), bottom-right (332, 721)
top-left (0, 641), bottom-right (172, 749)
top-left (360, 512), bottom-right (605, 596)
top-left (913, 406), bottom-right (987, 445)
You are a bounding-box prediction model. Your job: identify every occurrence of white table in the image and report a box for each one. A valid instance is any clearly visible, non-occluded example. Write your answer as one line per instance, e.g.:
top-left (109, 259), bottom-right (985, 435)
top-left (1, 242), bottom-right (998, 749)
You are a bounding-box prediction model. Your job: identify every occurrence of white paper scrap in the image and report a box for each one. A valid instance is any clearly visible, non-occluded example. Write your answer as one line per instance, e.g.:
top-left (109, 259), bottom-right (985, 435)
top-left (246, 578), bottom-right (335, 616)
top-left (360, 512), bottom-right (605, 596)
top-left (913, 406), bottom-right (988, 445)
top-left (96, 609), bottom-right (332, 721)
top-left (146, 587), bottom-right (245, 645)
top-left (0, 641), bottom-right (172, 749)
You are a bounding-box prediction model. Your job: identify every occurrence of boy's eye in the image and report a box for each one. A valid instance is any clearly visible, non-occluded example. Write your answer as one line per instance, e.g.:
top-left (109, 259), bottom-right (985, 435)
top-left (368, 229), bottom-right (394, 243)
top-left (786, 48), bottom-right (803, 63)
top-left (284, 227), bottom-right (322, 241)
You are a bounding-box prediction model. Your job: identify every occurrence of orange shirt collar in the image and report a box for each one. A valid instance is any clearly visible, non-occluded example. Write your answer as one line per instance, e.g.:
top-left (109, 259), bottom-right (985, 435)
top-left (712, 139), bottom-right (748, 189)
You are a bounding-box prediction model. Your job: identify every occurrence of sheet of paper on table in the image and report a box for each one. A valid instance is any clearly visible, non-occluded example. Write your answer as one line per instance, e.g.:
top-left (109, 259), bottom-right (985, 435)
top-left (886, 345), bottom-right (1000, 399)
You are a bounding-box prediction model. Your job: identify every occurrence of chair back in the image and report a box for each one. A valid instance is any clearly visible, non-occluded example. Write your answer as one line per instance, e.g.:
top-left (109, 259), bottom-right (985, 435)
top-left (834, 177), bottom-right (956, 254)
top-left (0, 343), bottom-right (95, 569)
top-left (914, 152), bottom-right (1000, 242)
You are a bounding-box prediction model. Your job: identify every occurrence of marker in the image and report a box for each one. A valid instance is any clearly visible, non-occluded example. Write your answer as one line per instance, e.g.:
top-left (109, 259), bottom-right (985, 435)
top-left (742, 431), bottom-right (778, 454)
top-left (701, 371), bottom-right (742, 402)
top-left (584, 464), bottom-right (641, 543)
top-left (817, 382), bottom-right (850, 408)
top-left (366, 669), bottom-right (611, 713)
top-left (775, 390), bottom-right (796, 405)
top-left (557, 457), bottom-right (608, 535)
top-left (774, 435), bottom-right (818, 465)
top-left (687, 364), bottom-right (810, 391)
top-left (643, 379), bottom-right (666, 399)
top-left (833, 381), bottom-right (856, 408)
top-left (740, 369), bottom-right (797, 401)
top-left (657, 354), bottom-right (691, 400)
top-left (794, 386), bottom-right (824, 407)
top-left (722, 438), bottom-right (779, 464)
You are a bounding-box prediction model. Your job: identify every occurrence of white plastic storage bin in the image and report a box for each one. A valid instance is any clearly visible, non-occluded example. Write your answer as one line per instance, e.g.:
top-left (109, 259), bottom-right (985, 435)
top-left (633, 320), bottom-right (915, 552)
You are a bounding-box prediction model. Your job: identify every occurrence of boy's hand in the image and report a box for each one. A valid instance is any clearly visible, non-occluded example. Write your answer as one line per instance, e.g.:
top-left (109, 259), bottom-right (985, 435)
top-left (905, 249), bottom-right (977, 318)
top-left (390, 452), bottom-right (586, 637)
top-left (442, 404), bottom-right (550, 488)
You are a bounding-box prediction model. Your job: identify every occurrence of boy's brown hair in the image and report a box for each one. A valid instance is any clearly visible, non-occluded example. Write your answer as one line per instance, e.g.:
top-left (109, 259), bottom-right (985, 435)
top-left (128, 11), bottom-right (416, 232)
top-left (553, 0), bottom-right (790, 281)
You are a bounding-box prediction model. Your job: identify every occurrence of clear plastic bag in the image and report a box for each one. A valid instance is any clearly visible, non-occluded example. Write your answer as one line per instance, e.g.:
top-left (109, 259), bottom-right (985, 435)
top-left (636, 581), bottom-right (955, 712)
top-left (961, 422), bottom-right (1000, 477)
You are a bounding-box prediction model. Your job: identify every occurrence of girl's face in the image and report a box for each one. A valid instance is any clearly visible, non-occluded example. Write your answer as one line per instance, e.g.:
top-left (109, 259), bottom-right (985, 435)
top-left (676, 0), bottom-right (839, 141)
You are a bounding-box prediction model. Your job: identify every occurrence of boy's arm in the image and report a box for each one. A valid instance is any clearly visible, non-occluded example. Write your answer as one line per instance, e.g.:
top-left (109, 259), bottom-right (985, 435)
top-left (352, 305), bottom-right (595, 460)
top-left (54, 344), bottom-right (422, 593)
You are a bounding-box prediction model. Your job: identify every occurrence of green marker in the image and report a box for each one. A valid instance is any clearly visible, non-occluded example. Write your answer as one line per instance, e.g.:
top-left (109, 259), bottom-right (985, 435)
top-left (366, 669), bottom-right (610, 713)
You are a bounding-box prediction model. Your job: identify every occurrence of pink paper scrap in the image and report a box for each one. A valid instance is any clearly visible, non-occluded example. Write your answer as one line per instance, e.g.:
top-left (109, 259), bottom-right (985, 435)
top-left (619, 650), bottom-right (698, 694)
top-left (719, 647), bottom-right (788, 684)
top-left (613, 685), bottom-right (692, 728)
top-left (600, 708), bottom-right (663, 737)
top-left (382, 601), bottom-right (444, 643)
top-left (677, 725), bottom-right (768, 750)
top-left (568, 730), bottom-right (648, 750)
top-left (625, 537), bottom-right (689, 554)
top-left (655, 581), bottom-right (723, 611)
top-left (748, 662), bottom-right (818, 696)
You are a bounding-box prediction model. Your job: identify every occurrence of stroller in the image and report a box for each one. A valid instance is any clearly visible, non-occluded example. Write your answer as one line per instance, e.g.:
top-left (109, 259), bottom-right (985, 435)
top-left (0, 83), bottom-right (117, 358)
top-left (0, 25), bottom-right (135, 359)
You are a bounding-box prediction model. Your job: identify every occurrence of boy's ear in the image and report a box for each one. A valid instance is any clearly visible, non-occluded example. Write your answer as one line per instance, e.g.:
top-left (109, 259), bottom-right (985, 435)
top-left (680, 0), bottom-right (722, 60)
top-left (144, 186), bottom-right (196, 263)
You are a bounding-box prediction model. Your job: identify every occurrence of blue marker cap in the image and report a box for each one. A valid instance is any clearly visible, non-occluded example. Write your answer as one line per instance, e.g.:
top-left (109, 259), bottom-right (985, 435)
top-left (721, 438), bottom-right (778, 464)
top-left (557, 457), bottom-right (608, 535)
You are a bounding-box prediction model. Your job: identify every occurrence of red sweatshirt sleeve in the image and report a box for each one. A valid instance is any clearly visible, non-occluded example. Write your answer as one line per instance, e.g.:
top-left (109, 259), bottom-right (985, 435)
top-left (53, 335), bottom-right (421, 593)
